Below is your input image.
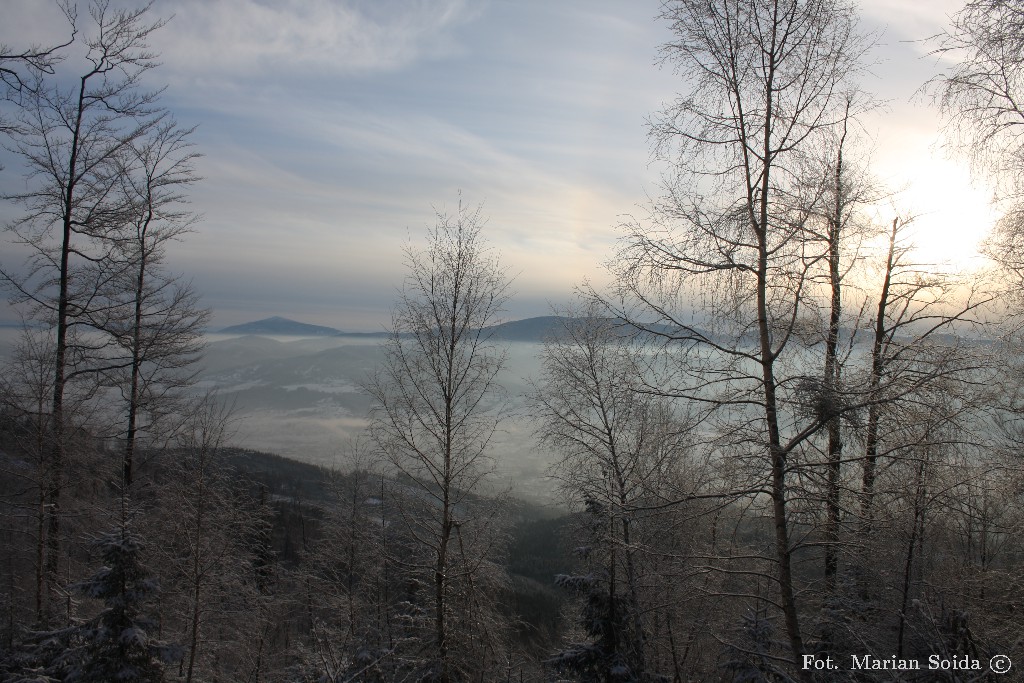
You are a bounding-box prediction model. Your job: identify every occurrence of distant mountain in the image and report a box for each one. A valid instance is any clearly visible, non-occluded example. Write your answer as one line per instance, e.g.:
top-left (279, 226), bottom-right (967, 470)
top-left (219, 316), bottom-right (340, 337)
top-left (217, 315), bottom-right (701, 344)
top-left (484, 316), bottom-right (570, 342)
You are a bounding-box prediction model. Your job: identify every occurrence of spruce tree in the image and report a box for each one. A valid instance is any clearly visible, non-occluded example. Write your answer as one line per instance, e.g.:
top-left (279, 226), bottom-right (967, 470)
top-left (55, 521), bottom-right (177, 682)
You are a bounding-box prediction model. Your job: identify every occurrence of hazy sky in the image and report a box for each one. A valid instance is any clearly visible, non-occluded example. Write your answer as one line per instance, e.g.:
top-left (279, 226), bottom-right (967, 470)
top-left (0, 0), bottom-right (998, 330)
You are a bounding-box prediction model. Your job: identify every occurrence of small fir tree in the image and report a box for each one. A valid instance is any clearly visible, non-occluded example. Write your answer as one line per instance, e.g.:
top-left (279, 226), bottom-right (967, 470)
top-left (549, 500), bottom-right (650, 683)
top-left (56, 522), bottom-right (177, 682)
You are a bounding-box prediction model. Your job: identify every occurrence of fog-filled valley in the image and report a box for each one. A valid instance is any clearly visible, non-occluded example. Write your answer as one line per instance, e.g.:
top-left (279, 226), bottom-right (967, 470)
top-left (0, 322), bottom-right (560, 503)
top-left (197, 331), bottom-right (554, 501)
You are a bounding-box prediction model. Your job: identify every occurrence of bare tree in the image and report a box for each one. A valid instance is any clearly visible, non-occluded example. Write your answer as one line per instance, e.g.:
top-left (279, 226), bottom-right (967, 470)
top-left (0, 325), bottom-right (117, 636)
top-left (789, 98), bottom-right (883, 597)
top-left (605, 0), bottom-right (870, 673)
top-left (0, 0), bottom-right (169, 621)
top-left (855, 215), bottom-right (990, 534)
top-left (0, 21), bottom-right (73, 139)
top-left (932, 0), bottom-right (1024, 289)
top-left (151, 393), bottom-right (255, 683)
top-left (290, 442), bottom-right (416, 682)
top-left (531, 307), bottom-right (692, 680)
top-left (98, 119), bottom-right (208, 488)
top-left (933, 0), bottom-right (1024, 193)
top-left (0, 329), bottom-right (59, 626)
top-left (364, 200), bottom-right (512, 682)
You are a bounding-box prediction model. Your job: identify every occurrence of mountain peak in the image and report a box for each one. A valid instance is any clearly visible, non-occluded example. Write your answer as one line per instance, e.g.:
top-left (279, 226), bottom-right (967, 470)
top-left (220, 317), bottom-right (340, 337)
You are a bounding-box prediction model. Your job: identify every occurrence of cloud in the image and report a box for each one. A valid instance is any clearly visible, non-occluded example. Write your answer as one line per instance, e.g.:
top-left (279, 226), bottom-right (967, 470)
top-left (857, 0), bottom-right (961, 64)
top-left (151, 0), bottom-right (482, 79)
top-left (169, 100), bottom-right (637, 323)
top-left (6, 0), bottom-right (982, 332)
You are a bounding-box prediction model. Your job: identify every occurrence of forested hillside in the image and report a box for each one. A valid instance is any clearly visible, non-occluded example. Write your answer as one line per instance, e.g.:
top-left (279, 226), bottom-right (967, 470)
top-left (3, 1), bottom-right (1024, 681)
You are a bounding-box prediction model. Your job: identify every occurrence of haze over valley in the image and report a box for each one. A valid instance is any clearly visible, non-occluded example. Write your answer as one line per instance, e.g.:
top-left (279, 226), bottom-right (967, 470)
top-left (197, 318), bottom-right (554, 500)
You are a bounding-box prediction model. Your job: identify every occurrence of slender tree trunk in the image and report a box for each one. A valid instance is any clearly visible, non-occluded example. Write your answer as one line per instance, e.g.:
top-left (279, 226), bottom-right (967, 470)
top-left (436, 503), bottom-right (451, 682)
top-left (434, 318), bottom-right (462, 683)
top-left (615, 465), bottom-right (644, 674)
top-left (34, 390), bottom-right (46, 624)
top-left (436, 394), bottom-right (454, 682)
top-left (44, 86), bottom-right (85, 623)
top-left (124, 196), bottom-right (155, 488)
top-left (185, 446), bottom-right (207, 683)
top-left (761, 257), bottom-right (806, 677)
top-left (861, 218), bottom-right (898, 535)
top-left (754, 14), bottom-right (808, 676)
top-left (347, 478), bottom-right (359, 637)
top-left (979, 491), bottom-right (989, 602)
top-left (124, 254), bottom-right (146, 488)
top-left (606, 513), bottom-right (618, 683)
top-left (823, 107), bottom-right (849, 596)
top-left (666, 613), bottom-right (683, 683)
top-left (35, 482), bottom-right (45, 625)
top-left (824, 417), bottom-right (842, 590)
top-left (755, 73), bottom-right (807, 680)
top-left (897, 456), bottom-right (927, 658)
top-left (380, 475), bottom-right (393, 653)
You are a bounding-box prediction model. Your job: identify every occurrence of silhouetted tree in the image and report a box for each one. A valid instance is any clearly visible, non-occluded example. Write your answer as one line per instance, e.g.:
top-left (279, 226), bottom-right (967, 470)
top-left (98, 120), bottom-right (208, 488)
top-left (932, 0), bottom-right (1024, 308)
top-left (365, 200), bottom-right (512, 682)
top-left (532, 308), bottom-right (691, 680)
top-left (0, 0), bottom-right (170, 621)
top-left (607, 0), bottom-right (870, 674)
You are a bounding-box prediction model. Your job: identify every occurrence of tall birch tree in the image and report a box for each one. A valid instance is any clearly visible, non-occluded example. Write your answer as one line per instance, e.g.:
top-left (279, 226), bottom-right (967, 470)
top-left (365, 200), bottom-right (512, 682)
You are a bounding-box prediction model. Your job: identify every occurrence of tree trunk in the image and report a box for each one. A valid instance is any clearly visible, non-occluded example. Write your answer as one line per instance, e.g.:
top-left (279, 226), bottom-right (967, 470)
top-left (124, 249), bottom-right (146, 489)
top-left (43, 77), bottom-right (86, 623)
top-left (185, 445), bottom-right (207, 683)
top-left (897, 456), bottom-right (928, 658)
top-left (823, 108), bottom-right (849, 596)
top-left (860, 218), bottom-right (898, 536)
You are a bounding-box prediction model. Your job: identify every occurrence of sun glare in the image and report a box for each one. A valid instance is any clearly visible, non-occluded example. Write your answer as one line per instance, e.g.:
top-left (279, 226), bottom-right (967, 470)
top-left (871, 152), bottom-right (999, 273)
top-left (898, 162), bottom-right (996, 270)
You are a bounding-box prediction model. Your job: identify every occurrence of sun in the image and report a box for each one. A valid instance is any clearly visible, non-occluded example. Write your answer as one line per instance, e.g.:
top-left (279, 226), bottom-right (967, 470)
top-left (890, 157), bottom-right (999, 272)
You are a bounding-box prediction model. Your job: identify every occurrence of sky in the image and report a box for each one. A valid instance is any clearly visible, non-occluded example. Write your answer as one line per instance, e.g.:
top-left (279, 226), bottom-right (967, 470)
top-left (0, 0), bottom-right (999, 331)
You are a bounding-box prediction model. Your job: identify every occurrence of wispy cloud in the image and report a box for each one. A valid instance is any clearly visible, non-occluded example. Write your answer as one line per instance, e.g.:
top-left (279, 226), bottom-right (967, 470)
top-left (1, 0), bottom-right (989, 330)
top-left (152, 0), bottom-right (482, 79)
top-left (858, 0), bottom-right (958, 54)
